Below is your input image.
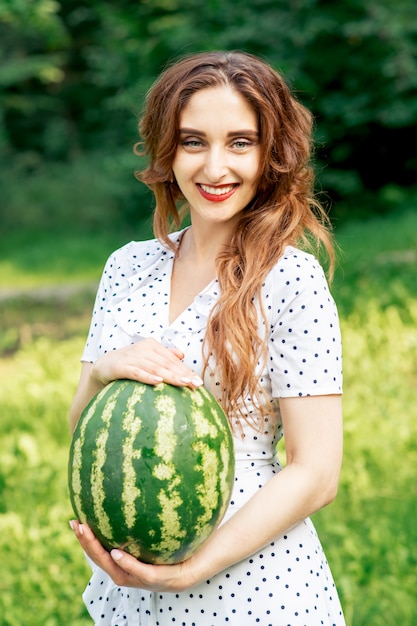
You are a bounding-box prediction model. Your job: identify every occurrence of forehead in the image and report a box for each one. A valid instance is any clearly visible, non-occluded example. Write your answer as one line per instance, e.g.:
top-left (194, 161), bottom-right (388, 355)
top-left (179, 85), bottom-right (258, 131)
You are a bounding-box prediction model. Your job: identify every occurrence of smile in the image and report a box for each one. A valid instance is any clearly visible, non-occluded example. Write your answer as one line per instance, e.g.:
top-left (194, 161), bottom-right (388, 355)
top-left (197, 183), bottom-right (238, 202)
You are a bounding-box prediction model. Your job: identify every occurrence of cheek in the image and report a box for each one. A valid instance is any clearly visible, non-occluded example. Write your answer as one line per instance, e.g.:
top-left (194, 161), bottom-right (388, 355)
top-left (172, 155), bottom-right (194, 182)
top-left (171, 156), bottom-right (180, 180)
top-left (242, 150), bottom-right (261, 179)
top-left (247, 157), bottom-right (261, 187)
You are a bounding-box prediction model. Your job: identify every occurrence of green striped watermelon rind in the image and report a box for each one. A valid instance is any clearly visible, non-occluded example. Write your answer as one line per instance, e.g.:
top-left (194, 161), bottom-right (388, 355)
top-left (68, 380), bottom-right (235, 564)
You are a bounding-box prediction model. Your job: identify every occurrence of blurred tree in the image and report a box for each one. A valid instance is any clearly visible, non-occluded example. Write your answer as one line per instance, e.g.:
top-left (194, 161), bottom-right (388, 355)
top-left (294, 0), bottom-right (417, 197)
top-left (0, 0), bottom-right (416, 221)
top-left (0, 0), bottom-right (69, 159)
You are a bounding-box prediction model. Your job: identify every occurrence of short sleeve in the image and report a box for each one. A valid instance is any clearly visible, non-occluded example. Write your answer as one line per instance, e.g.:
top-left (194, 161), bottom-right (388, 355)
top-left (81, 246), bottom-right (131, 362)
top-left (266, 248), bottom-right (342, 398)
top-left (80, 235), bottom-right (180, 363)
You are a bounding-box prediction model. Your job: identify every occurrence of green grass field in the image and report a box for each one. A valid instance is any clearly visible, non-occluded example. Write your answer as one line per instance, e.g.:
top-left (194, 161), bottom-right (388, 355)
top-left (1, 209), bottom-right (416, 625)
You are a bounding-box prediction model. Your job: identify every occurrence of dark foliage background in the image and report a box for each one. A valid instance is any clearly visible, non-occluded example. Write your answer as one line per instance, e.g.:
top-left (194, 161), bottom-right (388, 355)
top-left (1, 0), bottom-right (416, 234)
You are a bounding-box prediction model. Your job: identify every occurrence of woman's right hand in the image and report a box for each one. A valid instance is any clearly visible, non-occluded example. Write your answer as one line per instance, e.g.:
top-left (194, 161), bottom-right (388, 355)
top-left (91, 337), bottom-right (203, 388)
top-left (69, 338), bottom-right (203, 433)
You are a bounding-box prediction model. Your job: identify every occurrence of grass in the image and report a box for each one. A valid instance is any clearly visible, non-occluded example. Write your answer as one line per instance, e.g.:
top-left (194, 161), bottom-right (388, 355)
top-left (314, 301), bottom-right (417, 625)
top-left (0, 226), bottom-right (152, 289)
top-left (332, 208), bottom-right (417, 318)
top-left (0, 335), bottom-right (92, 625)
top-left (0, 208), bottom-right (416, 625)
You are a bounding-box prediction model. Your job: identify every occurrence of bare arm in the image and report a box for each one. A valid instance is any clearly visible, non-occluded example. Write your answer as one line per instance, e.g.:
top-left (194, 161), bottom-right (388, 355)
top-left (68, 338), bottom-right (204, 433)
top-left (69, 362), bottom-right (102, 433)
top-left (189, 394), bottom-right (343, 578)
top-left (70, 393), bottom-right (343, 590)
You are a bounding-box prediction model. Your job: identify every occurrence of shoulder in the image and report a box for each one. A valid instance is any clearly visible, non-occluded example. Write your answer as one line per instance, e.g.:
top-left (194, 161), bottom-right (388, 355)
top-left (262, 245), bottom-right (337, 326)
top-left (101, 231), bottom-right (182, 280)
top-left (264, 247), bottom-right (342, 397)
top-left (264, 245), bottom-right (330, 297)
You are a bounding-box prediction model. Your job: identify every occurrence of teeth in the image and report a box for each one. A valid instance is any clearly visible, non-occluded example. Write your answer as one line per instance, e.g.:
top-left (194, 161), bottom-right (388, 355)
top-left (199, 184), bottom-right (236, 196)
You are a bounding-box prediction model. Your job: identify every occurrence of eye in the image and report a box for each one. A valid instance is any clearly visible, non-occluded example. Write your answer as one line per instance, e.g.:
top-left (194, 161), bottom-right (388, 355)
top-left (181, 138), bottom-right (204, 149)
top-left (232, 139), bottom-right (254, 150)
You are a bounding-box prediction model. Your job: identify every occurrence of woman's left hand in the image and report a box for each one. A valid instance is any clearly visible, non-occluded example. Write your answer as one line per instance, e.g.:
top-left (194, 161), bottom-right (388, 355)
top-left (70, 520), bottom-right (197, 592)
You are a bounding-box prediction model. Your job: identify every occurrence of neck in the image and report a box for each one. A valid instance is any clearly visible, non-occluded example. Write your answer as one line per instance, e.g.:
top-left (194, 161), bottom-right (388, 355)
top-left (179, 220), bottom-right (236, 264)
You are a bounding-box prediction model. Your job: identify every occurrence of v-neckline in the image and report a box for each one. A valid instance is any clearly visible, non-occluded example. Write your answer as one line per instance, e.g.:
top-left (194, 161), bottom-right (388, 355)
top-left (167, 254), bottom-right (217, 327)
top-left (167, 230), bottom-right (217, 327)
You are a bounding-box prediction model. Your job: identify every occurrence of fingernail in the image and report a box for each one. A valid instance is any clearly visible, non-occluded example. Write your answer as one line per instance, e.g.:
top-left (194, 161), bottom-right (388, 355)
top-left (79, 524), bottom-right (84, 536)
top-left (152, 375), bottom-right (163, 383)
top-left (111, 549), bottom-right (123, 561)
top-left (180, 377), bottom-right (191, 384)
top-left (191, 376), bottom-right (204, 386)
top-left (69, 520), bottom-right (75, 531)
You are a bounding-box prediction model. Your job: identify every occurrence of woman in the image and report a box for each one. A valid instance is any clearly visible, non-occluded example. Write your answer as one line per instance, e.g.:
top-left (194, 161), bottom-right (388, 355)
top-left (69, 50), bottom-right (345, 625)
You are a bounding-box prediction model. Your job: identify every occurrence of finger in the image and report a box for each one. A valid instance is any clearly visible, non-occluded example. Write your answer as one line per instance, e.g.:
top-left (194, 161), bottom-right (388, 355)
top-left (95, 339), bottom-right (203, 388)
top-left (129, 365), bottom-right (203, 388)
top-left (167, 346), bottom-right (185, 360)
top-left (146, 347), bottom-right (203, 383)
top-left (142, 342), bottom-right (194, 375)
top-left (111, 548), bottom-right (147, 573)
top-left (70, 521), bottom-right (132, 586)
top-left (110, 549), bottom-right (162, 590)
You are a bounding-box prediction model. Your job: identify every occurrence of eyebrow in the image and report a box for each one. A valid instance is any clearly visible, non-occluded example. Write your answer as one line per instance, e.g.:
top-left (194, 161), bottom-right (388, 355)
top-left (179, 128), bottom-right (259, 138)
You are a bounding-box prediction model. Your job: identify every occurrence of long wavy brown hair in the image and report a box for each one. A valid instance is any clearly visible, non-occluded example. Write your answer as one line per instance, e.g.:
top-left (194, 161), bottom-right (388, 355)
top-left (137, 51), bottom-right (335, 427)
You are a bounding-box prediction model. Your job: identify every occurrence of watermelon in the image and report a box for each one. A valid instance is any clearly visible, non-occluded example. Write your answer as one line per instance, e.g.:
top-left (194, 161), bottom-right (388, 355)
top-left (68, 379), bottom-right (235, 564)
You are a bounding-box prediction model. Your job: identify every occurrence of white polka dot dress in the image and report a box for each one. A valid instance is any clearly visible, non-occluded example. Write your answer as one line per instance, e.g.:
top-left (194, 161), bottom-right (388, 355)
top-left (80, 230), bottom-right (345, 625)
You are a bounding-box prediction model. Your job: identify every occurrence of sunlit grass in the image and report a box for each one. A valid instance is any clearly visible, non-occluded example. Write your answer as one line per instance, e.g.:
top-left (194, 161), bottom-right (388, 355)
top-left (314, 300), bottom-right (417, 625)
top-left (0, 336), bottom-right (92, 625)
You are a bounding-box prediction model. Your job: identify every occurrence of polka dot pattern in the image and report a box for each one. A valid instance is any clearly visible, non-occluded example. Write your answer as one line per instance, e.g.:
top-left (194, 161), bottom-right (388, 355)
top-left (81, 231), bottom-right (345, 625)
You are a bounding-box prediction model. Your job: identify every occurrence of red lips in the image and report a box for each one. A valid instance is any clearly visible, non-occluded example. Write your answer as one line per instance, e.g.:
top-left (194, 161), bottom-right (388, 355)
top-left (197, 183), bottom-right (238, 202)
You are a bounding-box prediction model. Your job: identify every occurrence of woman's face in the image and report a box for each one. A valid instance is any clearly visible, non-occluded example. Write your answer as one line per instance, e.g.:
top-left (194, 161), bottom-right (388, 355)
top-left (172, 85), bottom-right (260, 229)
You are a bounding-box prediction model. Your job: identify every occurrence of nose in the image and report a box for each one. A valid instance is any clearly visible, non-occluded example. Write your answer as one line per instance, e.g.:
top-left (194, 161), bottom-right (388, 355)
top-left (204, 146), bottom-right (229, 182)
